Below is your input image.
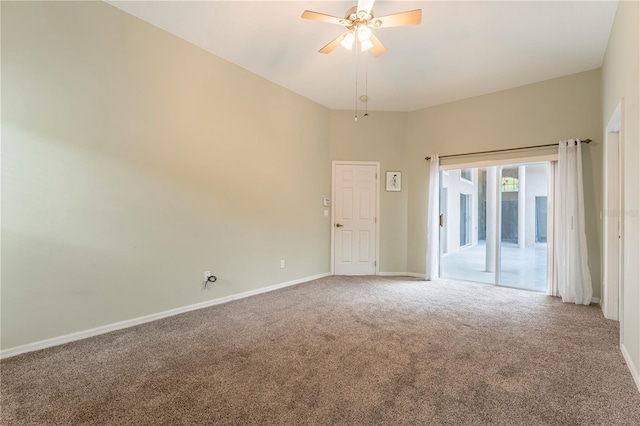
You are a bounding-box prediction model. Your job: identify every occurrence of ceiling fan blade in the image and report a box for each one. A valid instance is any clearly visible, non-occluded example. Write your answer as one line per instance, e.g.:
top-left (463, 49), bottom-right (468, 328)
top-left (319, 31), bottom-right (351, 54)
top-left (373, 9), bottom-right (422, 28)
top-left (369, 32), bottom-right (387, 57)
top-left (301, 10), bottom-right (346, 26)
top-left (357, 0), bottom-right (376, 15)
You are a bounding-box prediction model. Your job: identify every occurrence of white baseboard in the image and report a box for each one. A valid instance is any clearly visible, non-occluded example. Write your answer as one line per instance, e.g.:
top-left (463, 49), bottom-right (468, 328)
top-left (0, 272), bottom-right (331, 359)
top-left (592, 297), bottom-right (601, 304)
top-left (405, 272), bottom-right (427, 279)
top-left (621, 343), bottom-right (640, 393)
top-left (378, 272), bottom-right (426, 279)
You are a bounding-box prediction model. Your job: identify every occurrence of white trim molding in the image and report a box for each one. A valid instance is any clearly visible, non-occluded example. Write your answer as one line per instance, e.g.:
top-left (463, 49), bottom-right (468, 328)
top-left (0, 272), bottom-right (331, 359)
top-left (378, 272), bottom-right (427, 279)
top-left (602, 100), bottom-right (624, 321)
top-left (621, 343), bottom-right (640, 393)
top-left (439, 154), bottom-right (558, 171)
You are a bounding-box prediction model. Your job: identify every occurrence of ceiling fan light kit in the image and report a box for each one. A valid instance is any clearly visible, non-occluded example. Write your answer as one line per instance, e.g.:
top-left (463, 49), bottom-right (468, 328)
top-left (360, 38), bottom-right (374, 53)
top-left (357, 25), bottom-right (372, 42)
top-left (341, 32), bottom-right (355, 50)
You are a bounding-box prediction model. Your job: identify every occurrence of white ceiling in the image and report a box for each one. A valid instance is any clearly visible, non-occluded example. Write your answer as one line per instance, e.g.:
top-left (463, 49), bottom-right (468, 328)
top-left (106, 1), bottom-right (618, 112)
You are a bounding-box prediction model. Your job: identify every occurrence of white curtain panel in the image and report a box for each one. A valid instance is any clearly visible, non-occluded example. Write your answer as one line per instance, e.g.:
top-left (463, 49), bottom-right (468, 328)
top-left (426, 155), bottom-right (440, 281)
top-left (556, 140), bottom-right (593, 305)
top-left (547, 162), bottom-right (560, 297)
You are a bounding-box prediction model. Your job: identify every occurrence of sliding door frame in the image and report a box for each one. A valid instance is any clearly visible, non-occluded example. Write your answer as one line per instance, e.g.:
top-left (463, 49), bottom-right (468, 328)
top-left (439, 154), bottom-right (557, 292)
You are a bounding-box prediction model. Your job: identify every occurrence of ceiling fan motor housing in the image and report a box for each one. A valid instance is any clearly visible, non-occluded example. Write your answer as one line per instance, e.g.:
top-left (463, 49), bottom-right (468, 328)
top-left (342, 6), bottom-right (380, 30)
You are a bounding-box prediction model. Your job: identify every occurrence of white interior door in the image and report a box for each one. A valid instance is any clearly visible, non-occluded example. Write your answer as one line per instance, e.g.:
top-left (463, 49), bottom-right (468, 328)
top-left (333, 163), bottom-right (378, 275)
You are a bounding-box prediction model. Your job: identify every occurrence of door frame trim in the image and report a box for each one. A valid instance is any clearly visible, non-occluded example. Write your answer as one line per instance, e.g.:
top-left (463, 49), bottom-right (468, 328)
top-left (331, 161), bottom-right (381, 275)
top-left (602, 100), bottom-right (624, 326)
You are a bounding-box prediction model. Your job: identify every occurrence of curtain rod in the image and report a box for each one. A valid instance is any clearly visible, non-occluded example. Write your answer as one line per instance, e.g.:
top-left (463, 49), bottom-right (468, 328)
top-left (424, 139), bottom-right (592, 161)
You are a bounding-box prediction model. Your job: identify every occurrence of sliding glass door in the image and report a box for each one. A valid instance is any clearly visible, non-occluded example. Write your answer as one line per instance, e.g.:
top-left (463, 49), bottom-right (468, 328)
top-left (440, 162), bottom-right (549, 292)
top-left (439, 168), bottom-right (495, 285)
top-left (498, 164), bottom-right (548, 291)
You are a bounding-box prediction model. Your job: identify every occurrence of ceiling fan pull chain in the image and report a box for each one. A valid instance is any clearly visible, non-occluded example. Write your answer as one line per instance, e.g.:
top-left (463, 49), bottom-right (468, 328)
top-left (355, 43), bottom-right (359, 122)
top-left (365, 54), bottom-right (369, 117)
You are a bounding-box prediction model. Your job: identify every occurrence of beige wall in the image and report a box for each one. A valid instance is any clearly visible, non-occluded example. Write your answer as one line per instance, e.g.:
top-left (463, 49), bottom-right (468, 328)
top-left (1, 1), bottom-right (331, 350)
top-left (406, 70), bottom-right (603, 297)
top-left (602, 0), bottom-right (640, 387)
top-left (329, 111), bottom-right (408, 273)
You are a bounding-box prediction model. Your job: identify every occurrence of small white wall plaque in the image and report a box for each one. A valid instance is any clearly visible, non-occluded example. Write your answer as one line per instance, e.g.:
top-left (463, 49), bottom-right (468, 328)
top-left (386, 172), bottom-right (401, 192)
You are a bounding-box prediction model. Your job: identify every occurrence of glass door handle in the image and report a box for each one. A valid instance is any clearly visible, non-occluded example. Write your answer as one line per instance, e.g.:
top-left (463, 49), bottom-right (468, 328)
top-left (439, 214), bottom-right (445, 227)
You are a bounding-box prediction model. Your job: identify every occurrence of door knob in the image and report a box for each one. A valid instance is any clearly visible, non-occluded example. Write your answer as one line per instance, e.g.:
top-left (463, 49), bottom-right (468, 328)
top-left (335, 223), bottom-right (344, 228)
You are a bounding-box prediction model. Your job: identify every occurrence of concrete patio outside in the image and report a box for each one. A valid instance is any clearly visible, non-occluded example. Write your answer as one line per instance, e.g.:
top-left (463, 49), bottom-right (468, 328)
top-left (441, 241), bottom-right (547, 292)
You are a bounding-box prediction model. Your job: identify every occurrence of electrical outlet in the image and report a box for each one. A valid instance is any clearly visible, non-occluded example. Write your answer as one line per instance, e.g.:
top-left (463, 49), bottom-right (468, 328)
top-left (280, 260), bottom-right (285, 268)
top-left (204, 271), bottom-right (211, 281)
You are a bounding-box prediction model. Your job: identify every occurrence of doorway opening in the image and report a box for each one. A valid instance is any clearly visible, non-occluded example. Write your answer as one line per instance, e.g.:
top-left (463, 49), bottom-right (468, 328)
top-left (440, 162), bottom-right (550, 292)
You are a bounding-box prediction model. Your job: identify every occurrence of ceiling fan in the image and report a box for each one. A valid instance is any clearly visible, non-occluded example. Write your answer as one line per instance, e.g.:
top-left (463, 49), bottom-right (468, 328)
top-left (301, 0), bottom-right (422, 57)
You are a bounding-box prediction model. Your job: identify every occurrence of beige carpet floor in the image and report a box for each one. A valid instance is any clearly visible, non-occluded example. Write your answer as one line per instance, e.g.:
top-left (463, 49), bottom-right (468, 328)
top-left (2, 276), bottom-right (639, 425)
